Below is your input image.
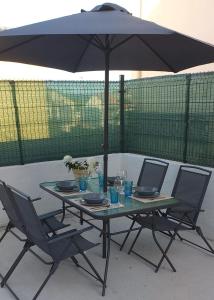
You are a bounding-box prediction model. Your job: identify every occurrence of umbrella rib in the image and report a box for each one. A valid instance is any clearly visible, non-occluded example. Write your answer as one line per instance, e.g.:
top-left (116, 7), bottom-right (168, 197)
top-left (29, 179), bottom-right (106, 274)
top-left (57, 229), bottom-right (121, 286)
top-left (94, 35), bottom-right (105, 49)
top-left (137, 35), bottom-right (176, 73)
top-left (111, 35), bottom-right (135, 51)
top-left (0, 35), bottom-right (43, 55)
top-left (77, 35), bottom-right (104, 50)
top-left (74, 35), bottom-right (98, 72)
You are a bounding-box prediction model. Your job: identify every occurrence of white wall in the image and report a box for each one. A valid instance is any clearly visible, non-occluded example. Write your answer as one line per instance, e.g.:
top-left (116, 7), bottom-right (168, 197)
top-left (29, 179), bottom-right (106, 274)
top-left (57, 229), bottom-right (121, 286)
top-left (0, 152), bottom-right (214, 240)
top-left (0, 154), bottom-right (122, 226)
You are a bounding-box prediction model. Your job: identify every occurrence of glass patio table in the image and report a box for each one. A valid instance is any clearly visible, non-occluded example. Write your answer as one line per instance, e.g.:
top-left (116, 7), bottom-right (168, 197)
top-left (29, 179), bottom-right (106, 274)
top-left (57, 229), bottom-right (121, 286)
top-left (40, 178), bottom-right (178, 296)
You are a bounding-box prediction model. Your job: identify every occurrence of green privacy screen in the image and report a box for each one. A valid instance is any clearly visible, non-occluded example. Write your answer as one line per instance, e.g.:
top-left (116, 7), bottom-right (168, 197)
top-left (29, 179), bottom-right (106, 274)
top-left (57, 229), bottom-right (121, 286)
top-left (0, 72), bottom-right (214, 167)
top-left (124, 72), bottom-right (214, 167)
top-left (0, 80), bottom-right (120, 165)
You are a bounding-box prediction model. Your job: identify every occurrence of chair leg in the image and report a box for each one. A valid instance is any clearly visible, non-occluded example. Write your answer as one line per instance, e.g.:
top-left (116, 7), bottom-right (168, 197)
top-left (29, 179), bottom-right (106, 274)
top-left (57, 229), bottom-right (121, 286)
top-left (71, 256), bottom-right (80, 267)
top-left (152, 230), bottom-right (176, 272)
top-left (81, 252), bottom-right (103, 284)
top-left (127, 227), bottom-right (176, 272)
top-left (176, 227), bottom-right (214, 254)
top-left (175, 232), bottom-right (183, 241)
top-left (196, 226), bottom-right (214, 254)
top-left (1, 241), bottom-right (32, 287)
top-left (128, 227), bottom-right (143, 255)
top-left (120, 219), bottom-right (136, 251)
top-left (0, 222), bottom-right (12, 243)
top-left (32, 263), bottom-right (58, 300)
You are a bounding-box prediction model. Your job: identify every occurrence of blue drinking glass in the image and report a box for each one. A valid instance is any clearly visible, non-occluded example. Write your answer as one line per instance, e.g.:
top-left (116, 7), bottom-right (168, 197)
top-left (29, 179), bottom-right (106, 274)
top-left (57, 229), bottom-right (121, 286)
top-left (109, 187), bottom-right (119, 204)
top-left (79, 177), bottom-right (88, 192)
top-left (124, 180), bottom-right (133, 197)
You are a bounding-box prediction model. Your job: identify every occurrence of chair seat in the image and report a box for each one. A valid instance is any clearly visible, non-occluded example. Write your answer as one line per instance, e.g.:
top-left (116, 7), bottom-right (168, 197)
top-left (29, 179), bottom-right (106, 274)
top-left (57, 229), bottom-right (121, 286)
top-left (135, 215), bottom-right (188, 232)
top-left (40, 230), bottom-right (99, 261)
top-left (41, 216), bottom-right (68, 233)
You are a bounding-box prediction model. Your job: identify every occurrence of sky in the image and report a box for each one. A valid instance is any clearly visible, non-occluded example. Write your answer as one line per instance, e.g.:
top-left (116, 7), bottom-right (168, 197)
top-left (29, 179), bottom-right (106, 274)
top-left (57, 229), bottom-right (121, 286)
top-left (0, 0), bottom-right (140, 81)
top-left (0, 0), bottom-right (213, 80)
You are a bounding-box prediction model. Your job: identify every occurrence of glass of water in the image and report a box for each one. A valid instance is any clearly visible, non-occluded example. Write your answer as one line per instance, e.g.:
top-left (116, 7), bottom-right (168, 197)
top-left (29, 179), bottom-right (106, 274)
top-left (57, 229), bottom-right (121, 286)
top-left (116, 170), bottom-right (127, 189)
top-left (114, 176), bottom-right (123, 193)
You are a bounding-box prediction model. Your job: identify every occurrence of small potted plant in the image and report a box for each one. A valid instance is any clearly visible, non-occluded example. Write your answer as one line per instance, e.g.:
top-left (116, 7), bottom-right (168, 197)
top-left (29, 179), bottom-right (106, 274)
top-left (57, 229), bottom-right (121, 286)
top-left (63, 155), bottom-right (99, 179)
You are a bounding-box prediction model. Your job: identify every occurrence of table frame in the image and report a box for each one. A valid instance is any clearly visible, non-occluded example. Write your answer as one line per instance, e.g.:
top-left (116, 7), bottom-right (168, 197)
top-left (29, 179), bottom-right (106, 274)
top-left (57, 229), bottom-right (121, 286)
top-left (40, 181), bottom-right (178, 296)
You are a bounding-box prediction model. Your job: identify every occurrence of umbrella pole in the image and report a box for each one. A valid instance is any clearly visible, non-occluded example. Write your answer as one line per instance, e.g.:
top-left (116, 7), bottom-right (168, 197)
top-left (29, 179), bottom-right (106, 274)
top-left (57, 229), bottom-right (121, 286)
top-left (103, 50), bottom-right (110, 193)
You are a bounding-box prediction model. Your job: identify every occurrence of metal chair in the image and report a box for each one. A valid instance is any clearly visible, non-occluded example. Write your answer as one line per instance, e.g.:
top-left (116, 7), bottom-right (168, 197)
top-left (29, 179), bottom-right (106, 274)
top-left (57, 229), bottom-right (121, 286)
top-left (128, 165), bottom-right (213, 272)
top-left (137, 158), bottom-right (169, 190)
top-left (0, 179), bottom-right (71, 270)
top-left (120, 158), bottom-right (169, 250)
top-left (0, 180), bottom-right (69, 243)
top-left (1, 184), bottom-right (103, 299)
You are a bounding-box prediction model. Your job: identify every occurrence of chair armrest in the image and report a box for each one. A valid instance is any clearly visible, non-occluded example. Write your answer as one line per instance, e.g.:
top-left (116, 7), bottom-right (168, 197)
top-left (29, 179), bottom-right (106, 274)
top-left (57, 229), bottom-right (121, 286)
top-left (31, 197), bottom-right (42, 202)
top-left (47, 226), bottom-right (93, 244)
top-left (39, 209), bottom-right (63, 220)
top-left (168, 204), bottom-right (198, 214)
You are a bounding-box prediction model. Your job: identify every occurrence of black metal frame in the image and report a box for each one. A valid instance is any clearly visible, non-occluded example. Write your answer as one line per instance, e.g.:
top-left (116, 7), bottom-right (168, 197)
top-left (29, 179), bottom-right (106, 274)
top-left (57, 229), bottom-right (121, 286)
top-left (120, 158), bottom-right (169, 251)
top-left (0, 180), bottom-right (69, 266)
top-left (127, 165), bottom-right (214, 272)
top-left (39, 181), bottom-right (178, 297)
top-left (0, 187), bottom-right (103, 300)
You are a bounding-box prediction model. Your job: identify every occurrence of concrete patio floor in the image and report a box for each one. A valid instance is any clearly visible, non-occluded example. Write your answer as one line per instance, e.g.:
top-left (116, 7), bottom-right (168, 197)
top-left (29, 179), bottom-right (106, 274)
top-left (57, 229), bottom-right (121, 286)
top-left (0, 213), bottom-right (213, 300)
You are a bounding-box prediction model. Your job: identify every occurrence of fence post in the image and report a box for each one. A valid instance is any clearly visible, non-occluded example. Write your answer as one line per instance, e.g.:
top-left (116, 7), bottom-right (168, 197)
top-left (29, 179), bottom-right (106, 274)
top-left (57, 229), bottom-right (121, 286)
top-left (119, 75), bottom-right (125, 153)
top-left (183, 74), bottom-right (191, 163)
top-left (9, 81), bottom-right (24, 165)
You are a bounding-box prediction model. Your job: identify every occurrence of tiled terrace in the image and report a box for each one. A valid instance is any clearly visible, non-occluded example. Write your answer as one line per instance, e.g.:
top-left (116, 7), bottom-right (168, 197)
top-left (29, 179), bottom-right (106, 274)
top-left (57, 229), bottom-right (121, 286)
top-left (0, 212), bottom-right (213, 300)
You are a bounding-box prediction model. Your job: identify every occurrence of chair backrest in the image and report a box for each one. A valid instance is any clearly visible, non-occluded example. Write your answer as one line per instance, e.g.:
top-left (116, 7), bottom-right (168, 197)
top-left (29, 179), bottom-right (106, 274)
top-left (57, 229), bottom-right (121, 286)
top-left (6, 185), bottom-right (49, 251)
top-left (137, 158), bottom-right (169, 192)
top-left (0, 180), bottom-right (24, 232)
top-left (168, 165), bottom-right (211, 225)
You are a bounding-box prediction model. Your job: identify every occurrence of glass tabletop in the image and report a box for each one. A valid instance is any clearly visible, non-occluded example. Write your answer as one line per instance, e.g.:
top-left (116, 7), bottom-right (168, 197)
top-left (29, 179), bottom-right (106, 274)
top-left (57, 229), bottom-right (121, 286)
top-left (40, 178), bottom-right (179, 220)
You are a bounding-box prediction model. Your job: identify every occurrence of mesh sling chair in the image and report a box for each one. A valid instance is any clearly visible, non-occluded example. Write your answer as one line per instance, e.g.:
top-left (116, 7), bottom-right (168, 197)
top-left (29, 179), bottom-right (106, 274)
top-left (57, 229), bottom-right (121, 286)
top-left (1, 184), bottom-right (103, 300)
top-left (0, 180), bottom-right (69, 244)
top-left (120, 158), bottom-right (169, 251)
top-left (127, 165), bottom-right (213, 272)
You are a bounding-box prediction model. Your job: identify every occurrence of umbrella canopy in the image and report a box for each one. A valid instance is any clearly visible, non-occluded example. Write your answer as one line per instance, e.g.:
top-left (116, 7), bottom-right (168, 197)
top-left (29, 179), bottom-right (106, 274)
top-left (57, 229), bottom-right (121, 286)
top-left (0, 2), bottom-right (214, 191)
top-left (0, 3), bottom-right (214, 72)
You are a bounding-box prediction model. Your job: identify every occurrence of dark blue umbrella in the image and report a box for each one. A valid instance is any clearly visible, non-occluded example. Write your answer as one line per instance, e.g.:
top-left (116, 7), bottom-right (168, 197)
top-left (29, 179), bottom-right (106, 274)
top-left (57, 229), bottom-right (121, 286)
top-left (0, 2), bottom-right (214, 191)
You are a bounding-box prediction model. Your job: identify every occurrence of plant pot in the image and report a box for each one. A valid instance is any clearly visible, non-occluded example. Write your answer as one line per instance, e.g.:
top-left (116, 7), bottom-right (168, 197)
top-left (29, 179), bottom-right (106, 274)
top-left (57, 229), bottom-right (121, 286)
top-left (72, 169), bottom-right (89, 179)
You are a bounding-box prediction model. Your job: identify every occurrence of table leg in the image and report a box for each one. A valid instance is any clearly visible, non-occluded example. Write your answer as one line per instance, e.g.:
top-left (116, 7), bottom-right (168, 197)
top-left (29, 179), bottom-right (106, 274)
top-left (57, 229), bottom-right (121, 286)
top-left (80, 211), bottom-right (84, 225)
top-left (102, 221), bottom-right (107, 258)
top-left (60, 202), bottom-right (66, 222)
top-left (102, 220), bottom-right (110, 296)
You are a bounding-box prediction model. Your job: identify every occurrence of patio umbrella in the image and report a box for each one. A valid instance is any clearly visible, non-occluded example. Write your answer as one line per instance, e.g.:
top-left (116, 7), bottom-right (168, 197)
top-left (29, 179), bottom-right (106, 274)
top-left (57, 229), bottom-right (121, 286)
top-left (0, 2), bottom-right (214, 191)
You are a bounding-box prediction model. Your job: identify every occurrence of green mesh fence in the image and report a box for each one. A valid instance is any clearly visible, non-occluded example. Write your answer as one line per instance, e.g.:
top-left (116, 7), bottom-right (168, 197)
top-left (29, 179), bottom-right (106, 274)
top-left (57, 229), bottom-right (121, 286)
top-left (124, 72), bottom-right (214, 167)
top-left (186, 73), bottom-right (214, 166)
top-left (124, 75), bottom-right (187, 161)
top-left (0, 72), bottom-right (213, 167)
top-left (0, 80), bottom-right (120, 166)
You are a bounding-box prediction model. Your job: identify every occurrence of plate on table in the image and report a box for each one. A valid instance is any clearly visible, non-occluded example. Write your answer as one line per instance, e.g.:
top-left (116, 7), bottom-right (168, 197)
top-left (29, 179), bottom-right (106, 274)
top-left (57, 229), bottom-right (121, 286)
top-left (134, 186), bottom-right (159, 198)
top-left (81, 198), bottom-right (109, 207)
top-left (107, 176), bottom-right (117, 186)
top-left (55, 181), bottom-right (78, 192)
top-left (83, 193), bottom-right (105, 204)
top-left (133, 191), bottom-right (160, 199)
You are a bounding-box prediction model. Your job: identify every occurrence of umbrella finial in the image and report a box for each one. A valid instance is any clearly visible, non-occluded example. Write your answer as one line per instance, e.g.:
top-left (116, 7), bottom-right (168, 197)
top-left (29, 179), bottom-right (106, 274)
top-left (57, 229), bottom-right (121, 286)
top-left (91, 3), bottom-right (131, 14)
